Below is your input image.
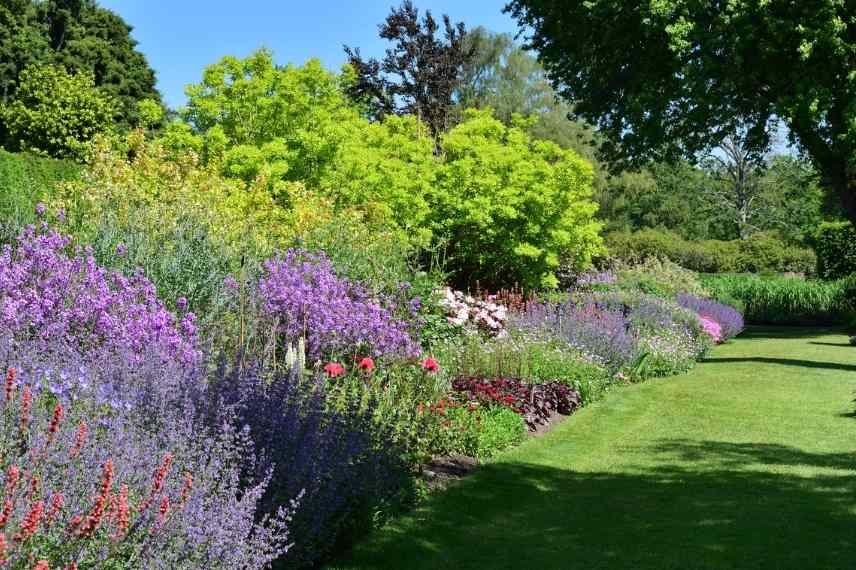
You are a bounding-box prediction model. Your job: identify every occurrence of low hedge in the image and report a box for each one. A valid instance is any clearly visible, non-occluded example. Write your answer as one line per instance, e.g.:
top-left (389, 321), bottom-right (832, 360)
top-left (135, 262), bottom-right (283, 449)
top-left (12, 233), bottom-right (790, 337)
top-left (606, 229), bottom-right (816, 275)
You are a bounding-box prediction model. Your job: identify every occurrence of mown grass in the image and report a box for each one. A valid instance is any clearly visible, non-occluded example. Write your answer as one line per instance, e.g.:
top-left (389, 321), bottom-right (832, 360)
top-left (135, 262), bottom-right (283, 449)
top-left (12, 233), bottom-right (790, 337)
top-left (330, 327), bottom-right (856, 569)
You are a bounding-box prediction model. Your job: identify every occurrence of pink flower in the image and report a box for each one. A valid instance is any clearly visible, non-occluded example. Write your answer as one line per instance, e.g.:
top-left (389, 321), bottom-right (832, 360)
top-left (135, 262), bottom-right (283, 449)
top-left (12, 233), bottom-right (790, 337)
top-left (356, 357), bottom-right (375, 373)
top-left (421, 357), bottom-right (440, 373)
top-left (323, 362), bottom-right (345, 378)
top-left (699, 316), bottom-right (722, 343)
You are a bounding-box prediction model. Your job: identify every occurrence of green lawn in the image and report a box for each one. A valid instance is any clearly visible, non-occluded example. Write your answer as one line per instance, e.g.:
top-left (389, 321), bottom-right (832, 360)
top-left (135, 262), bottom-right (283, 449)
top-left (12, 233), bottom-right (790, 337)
top-left (331, 327), bottom-right (856, 569)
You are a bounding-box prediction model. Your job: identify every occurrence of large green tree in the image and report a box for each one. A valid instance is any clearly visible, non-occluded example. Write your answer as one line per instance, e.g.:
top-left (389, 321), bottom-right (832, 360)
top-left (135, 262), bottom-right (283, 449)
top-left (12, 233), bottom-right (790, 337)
top-left (0, 0), bottom-right (159, 142)
top-left (506, 0), bottom-right (856, 226)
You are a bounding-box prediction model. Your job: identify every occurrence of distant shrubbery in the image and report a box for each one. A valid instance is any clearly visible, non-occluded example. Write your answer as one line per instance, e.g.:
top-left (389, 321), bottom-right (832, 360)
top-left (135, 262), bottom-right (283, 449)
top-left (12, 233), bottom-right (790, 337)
top-left (606, 229), bottom-right (816, 275)
top-left (814, 222), bottom-right (856, 280)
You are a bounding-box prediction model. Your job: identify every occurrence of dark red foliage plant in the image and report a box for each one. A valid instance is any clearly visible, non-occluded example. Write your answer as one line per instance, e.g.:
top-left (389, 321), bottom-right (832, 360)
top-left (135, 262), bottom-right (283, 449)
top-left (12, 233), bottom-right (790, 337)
top-left (451, 377), bottom-right (581, 430)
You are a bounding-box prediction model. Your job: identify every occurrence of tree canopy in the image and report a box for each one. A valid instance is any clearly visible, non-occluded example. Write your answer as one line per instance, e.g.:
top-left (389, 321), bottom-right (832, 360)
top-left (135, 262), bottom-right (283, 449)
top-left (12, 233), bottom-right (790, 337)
top-left (0, 0), bottom-right (159, 146)
top-left (506, 0), bottom-right (856, 225)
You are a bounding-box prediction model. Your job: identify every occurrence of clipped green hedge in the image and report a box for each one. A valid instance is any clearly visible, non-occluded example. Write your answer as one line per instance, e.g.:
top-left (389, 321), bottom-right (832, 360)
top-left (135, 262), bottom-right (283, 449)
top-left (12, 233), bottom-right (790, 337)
top-left (0, 149), bottom-right (79, 238)
top-left (606, 229), bottom-right (816, 275)
top-left (814, 222), bottom-right (856, 280)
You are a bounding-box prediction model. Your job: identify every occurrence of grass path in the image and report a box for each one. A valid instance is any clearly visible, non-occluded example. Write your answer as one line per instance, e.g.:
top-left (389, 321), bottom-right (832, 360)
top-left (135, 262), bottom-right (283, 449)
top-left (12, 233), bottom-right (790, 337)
top-left (332, 328), bottom-right (856, 569)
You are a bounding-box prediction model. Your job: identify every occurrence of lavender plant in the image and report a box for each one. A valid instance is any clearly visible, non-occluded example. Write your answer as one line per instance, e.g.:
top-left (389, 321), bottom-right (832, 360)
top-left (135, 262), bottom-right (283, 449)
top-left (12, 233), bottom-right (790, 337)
top-left (677, 294), bottom-right (745, 340)
top-left (212, 359), bottom-right (413, 569)
top-left (515, 300), bottom-right (639, 372)
top-left (0, 352), bottom-right (295, 569)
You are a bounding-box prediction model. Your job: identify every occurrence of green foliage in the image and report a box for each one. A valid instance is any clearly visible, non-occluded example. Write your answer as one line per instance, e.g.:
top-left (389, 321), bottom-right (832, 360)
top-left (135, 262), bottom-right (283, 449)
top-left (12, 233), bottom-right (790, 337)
top-left (506, 0), bottom-right (856, 227)
top-left (444, 335), bottom-right (612, 405)
top-left (182, 49), bottom-right (361, 189)
top-left (0, 148), bottom-right (78, 240)
top-left (0, 0), bottom-right (159, 134)
top-left (175, 50), bottom-right (605, 289)
top-left (320, 114), bottom-right (436, 246)
top-left (615, 257), bottom-right (707, 299)
top-left (1, 64), bottom-right (115, 159)
top-left (701, 274), bottom-right (847, 326)
top-left (433, 109), bottom-right (602, 288)
top-left (814, 222), bottom-right (856, 280)
top-left (607, 229), bottom-right (816, 275)
top-left (425, 404), bottom-right (526, 459)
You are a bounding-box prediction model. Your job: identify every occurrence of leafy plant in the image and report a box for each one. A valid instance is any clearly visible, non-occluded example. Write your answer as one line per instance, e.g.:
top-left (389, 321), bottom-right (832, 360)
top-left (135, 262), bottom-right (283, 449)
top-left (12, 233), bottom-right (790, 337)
top-left (702, 274), bottom-right (848, 326)
top-left (451, 377), bottom-right (581, 430)
top-left (1, 64), bottom-right (115, 160)
top-left (814, 222), bottom-right (856, 280)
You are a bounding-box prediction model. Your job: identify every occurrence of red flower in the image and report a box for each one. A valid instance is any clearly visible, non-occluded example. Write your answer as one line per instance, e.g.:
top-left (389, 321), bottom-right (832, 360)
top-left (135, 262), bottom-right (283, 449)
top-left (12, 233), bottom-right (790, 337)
top-left (356, 357), bottom-right (375, 372)
top-left (33, 560), bottom-right (49, 570)
top-left (140, 453), bottom-right (172, 513)
top-left (47, 403), bottom-right (63, 442)
top-left (323, 362), bottom-right (345, 378)
top-left (421, 357), bottom-right (440, 373)
top-left (111, 485), bottom-right (130, 541)
top-left (14, 500), bottom-right (44, 542)
top-left (4, 367), bottom-right (15, 402)
top-left (20, 386), bottom-right (32, 432)
top-left (179, 473), bottom-right (193, 506)
top-left (47, 492), bottom-right (64, 527)
top-left (70, 421), bottom-right (88, 457)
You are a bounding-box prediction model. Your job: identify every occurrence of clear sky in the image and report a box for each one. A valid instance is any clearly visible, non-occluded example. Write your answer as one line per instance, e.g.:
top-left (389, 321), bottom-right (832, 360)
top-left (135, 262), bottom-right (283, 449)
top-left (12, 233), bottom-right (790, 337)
top-left (99, 1), bottom-right (521, 109)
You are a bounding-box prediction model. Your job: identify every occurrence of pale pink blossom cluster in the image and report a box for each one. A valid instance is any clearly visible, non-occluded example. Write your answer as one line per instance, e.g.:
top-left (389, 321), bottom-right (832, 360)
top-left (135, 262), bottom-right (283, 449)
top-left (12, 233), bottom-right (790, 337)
top-left (437, 287), bottom-right (508, 336)
top-left (699, 316), bottom-right (723, 343)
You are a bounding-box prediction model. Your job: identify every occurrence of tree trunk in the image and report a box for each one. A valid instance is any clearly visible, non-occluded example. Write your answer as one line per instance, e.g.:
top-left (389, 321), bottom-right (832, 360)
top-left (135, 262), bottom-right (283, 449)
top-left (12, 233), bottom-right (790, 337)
top-left (841, 167), bottom-right (856, 227)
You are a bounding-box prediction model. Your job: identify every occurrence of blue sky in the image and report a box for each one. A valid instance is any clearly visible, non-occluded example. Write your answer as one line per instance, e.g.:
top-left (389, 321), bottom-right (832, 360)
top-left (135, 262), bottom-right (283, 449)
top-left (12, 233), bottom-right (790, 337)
top-left (99, 1), bottom-right (521, 109)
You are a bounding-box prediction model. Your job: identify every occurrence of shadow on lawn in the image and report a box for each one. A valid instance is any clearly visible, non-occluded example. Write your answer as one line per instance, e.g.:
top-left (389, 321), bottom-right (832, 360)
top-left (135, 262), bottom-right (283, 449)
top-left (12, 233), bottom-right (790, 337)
top-left (738, 326), bottom-right (846, 340)
top-left (338, 441), bottom-right (856, 570)
top-left (701, 357), bottom-right (856, 373)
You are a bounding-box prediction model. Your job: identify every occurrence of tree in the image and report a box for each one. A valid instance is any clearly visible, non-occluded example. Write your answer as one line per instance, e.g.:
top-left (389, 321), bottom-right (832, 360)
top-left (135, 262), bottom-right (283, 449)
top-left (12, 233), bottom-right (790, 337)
top-left (343, 0), bottom-right (474, 138)
top-left (702, 137), bottom-right (767, 240)
top-left (2, 64), bottom-right (115, 159)
top-left (0, 0), bottom-right (159, 139)
top-left (506, 1), bottom-right (856, 226)
top-left (179, 50), bottom-right (366, 189)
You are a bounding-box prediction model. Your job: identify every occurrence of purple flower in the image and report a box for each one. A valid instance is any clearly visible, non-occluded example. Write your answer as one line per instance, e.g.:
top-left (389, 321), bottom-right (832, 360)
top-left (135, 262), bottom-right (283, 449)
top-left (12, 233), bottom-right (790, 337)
top-left (253, 250), bottom-right (420, 362)
top-left (115, 243), bottom-right (126, 256)
top-left (677, 294), bottom-right (744, 340)
top-left (35, 202), bottom-right (46, 217)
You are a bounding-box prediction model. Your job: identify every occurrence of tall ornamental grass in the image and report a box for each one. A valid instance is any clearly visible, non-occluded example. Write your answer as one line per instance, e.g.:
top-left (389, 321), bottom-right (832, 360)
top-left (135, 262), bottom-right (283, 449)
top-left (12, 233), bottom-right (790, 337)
top-left (701, 274), bottom-right (847, 325)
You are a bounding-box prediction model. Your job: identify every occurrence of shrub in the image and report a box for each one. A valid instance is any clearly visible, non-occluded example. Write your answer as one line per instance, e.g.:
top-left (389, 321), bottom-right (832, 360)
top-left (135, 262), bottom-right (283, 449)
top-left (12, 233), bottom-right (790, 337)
top-left (472, 406), bottom-right (528, 457)
top-left (0, 150), bottom-right (79, 242)
top-left (613, 257), bottom-right (708, 298)
top-left (213, 361), bottom-right (411, 569)
top-left (814, 221), bottom-right (856, 280)
top-left (1, 64), bottom-right (115, 160)
top-left (606, 228), bottom-right (816, 274)
top-left (677, 294), bottom-right (745, 340)
top-left (451, 376), bottom-right (581, 430)
top-left (437, 287), bottom-right (508, 335)
top-left (432, 109), bottom-right (603, 289)
top-left (701, 274), bottom-right (846, 325)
